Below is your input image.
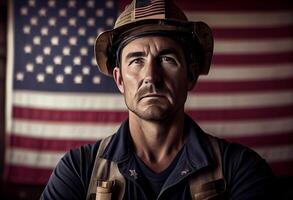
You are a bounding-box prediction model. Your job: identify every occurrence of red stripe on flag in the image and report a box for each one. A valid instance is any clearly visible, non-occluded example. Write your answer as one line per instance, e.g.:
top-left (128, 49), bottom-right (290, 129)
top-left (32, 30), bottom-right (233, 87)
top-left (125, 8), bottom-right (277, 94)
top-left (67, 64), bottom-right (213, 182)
top-left (10, 132), bottom-right (292, 151)
top-left (269, 160), bottom-right (293, 176)
top-left (175, 0), bottom-right (293, 11)
top-left (213, 25), bottom-right (293, 39)
top-left (193, 78), bottom-right (293, 93)
top-left (213, 52), bottom-right (293, 65)
top-left (4, 165), bottom-right (53, 184)
top-left (225, 132), bottom-right (293, 147)
top-left (10, 135), bottom-right (95, 151)
top-left (120, 0), bottom-right (293, 11)
top-left (13, 107), bottom-right (128, 123)
top-left (13, 105), bottom-right (293, 122)
top-left (187, 106), bottom-right (293, 121)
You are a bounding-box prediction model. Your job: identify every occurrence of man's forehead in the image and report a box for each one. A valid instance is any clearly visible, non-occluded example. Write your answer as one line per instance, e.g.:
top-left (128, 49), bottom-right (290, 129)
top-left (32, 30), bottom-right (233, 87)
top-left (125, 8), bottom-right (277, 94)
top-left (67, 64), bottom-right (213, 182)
top-left (121, 35), bottom-right (184, 56)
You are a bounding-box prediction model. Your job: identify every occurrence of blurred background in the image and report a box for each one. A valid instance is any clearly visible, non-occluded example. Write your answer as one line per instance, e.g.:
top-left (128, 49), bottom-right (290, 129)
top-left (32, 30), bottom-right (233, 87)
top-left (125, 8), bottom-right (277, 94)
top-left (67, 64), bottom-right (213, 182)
top-left (0, 0), bottom-right (292, 199)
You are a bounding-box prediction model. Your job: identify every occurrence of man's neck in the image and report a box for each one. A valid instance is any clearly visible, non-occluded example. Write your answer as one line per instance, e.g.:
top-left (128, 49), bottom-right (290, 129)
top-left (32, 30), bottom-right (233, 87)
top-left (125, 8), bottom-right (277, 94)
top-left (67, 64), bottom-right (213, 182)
top-left (128, 111), bottom-right (186, 173)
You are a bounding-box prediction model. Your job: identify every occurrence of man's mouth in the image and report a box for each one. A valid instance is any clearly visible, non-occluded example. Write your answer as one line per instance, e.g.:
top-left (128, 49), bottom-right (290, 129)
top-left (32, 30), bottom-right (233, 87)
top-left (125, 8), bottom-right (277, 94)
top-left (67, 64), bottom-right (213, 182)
top-left (140, 94), bottom-right (165, 100)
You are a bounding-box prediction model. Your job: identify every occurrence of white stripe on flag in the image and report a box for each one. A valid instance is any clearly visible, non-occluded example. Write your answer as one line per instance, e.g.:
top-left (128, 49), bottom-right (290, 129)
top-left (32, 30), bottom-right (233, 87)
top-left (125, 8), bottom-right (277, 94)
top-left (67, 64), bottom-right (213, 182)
top-left (200, 64), bottom-right (293, 81)
top-left (186, 91), bottom-right (293, 109)
top-left (252, 144), bottom-right (293, 162)
top-left (215, 38), bottom-right (293, 54)
top-left (13, 90), bottom-right (293, 109)
top-left (13, 91), bottom-right (127, 110)
top-left (6, 148), bottom-right (64, 169)
top-left (7, 144), bottom-right (293, 168)
top-left (200, 117), bottom-right (293, 137)
top-left (12, 117), bottom-right (293, 139)
top-left (12, 120), bottom-right (118, 140)
top-left (186, 11), bottom-right (293, 27)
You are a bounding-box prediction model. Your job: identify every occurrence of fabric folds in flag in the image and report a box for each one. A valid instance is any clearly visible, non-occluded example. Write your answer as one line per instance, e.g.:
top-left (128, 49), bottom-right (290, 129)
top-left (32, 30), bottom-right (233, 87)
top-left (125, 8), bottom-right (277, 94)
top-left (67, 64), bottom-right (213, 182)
top-left (5, 0), bottom-right (293, 184)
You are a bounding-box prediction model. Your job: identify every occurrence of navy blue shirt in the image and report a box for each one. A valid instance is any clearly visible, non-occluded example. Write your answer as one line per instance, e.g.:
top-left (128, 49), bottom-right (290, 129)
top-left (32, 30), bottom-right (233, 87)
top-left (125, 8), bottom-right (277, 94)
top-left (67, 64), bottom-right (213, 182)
top-left (133, 147), bottom-right (183, 199)
top-left (41, 115), bottom-right (275, 200)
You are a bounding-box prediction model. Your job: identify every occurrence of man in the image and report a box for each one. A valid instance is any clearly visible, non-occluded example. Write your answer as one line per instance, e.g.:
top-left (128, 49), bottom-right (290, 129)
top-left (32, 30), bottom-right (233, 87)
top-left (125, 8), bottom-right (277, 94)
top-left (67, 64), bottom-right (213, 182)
top-left (41, 0), bottom-right (275, 199)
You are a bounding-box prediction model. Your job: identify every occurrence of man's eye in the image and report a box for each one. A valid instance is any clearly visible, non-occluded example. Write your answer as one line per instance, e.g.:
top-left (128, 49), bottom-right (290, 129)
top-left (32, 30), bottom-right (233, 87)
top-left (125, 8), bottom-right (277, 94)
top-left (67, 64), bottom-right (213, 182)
top-left (129, 58), bottom-right (144, 66)
top-left (160, 56), bottom-right (176, 64)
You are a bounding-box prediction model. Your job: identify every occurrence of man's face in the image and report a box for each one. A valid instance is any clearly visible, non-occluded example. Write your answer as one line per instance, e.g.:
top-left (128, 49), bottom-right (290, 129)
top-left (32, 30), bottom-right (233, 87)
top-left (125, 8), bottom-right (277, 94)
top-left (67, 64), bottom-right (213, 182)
top-left (113, 36), bottom-right (195, 121)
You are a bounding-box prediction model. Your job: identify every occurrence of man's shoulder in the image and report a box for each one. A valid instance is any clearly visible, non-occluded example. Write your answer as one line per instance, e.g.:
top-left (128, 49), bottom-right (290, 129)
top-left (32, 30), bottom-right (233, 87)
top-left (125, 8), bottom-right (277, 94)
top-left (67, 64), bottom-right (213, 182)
top-left (41, 140), bottom-right (104, 199)
top-left (204, 134), bottom-right (275, 198)
top-left (185, 116), bottom-right (266, 166)
top-left (215, 136), bottom-right (264, 164)
top-left (199, 131), bottom-right (273, 175)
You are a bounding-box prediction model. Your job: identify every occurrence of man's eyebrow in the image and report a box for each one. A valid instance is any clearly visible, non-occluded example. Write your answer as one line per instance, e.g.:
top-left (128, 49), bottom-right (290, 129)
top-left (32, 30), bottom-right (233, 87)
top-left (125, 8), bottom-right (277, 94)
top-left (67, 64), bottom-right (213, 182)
top-left (125, 48), bottom-right (180, 60)
top-left (158, 48), bottom-right (180, 57)
top-left (125, 51), bottom-right (146, 60)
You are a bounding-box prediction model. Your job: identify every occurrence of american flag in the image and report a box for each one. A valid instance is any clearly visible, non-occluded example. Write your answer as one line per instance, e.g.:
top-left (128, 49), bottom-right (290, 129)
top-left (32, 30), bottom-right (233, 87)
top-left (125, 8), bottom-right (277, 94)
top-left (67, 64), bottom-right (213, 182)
top-left (4, 0), bottom-right (293, 184)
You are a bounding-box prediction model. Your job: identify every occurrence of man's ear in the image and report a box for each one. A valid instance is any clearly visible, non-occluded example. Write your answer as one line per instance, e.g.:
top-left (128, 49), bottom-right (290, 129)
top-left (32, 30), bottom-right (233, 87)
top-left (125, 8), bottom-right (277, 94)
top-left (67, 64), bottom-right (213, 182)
top-left (187, 65), bottom-right (199, 91)
top-left (113, 67), bottom-right (124, 93)
top-left (188, 76), bottom-right (198, 91)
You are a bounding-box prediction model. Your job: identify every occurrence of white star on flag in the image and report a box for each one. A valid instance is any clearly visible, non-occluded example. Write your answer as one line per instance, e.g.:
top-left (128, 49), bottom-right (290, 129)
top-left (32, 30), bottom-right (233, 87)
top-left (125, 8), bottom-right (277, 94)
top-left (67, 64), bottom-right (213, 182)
top-left (36, 73), bottom-right (45, 82)
top-left (48, 0), bottom-right (56, 8)
top-left (55, 74), bottom-right (64, 84)
top-left (68, 17), bottom-right (77, 26)
top-left (39, 8), bottom-right (47, 16)
top-left (64, 65), bottom-right (72, 74)
top-left (45, 65), bottom-right (54, 74)
top-left (59, 9), bottom-right (67, 17)
top-left (51, 36), bottom-right (59, 45)
top-left (35, 55), bottom-right (44, 64)
top-left (53, 56), bottom-right (62, 65)
top-left (69, 37), bottom-right (77, 45)
top-left (43, 46), bottom-right (51, 55)
top-left (82, 66), bottom-right (90, 75)
top-left (26, 63), bottom-right (34, 72)
top-left (92, 76), bottom-right (101, 84)
top-left (73, 56), bottom-right (81, 65)
top-left (24, 45), bottom-right (32, 54)
top-left (60, 27), bottom-right (68, 35)
top-left (78, 9), bottom-right (86, 17)
top-left (78, 27), bottom-right (86, 36)
top-left (20, 7), bottom-right (28, 15)
top-left (23, 25), bottom-right (30, 34)
top-left (30, 17), bottom-right (38, 26)
top-left (16, 72), bottom-right (24, 81)
top-left (41, 27), bottom-right (49, 35)
top-left (80, 47), bottom-right (88, 56)
top-left (63, 47), bottom-right (71, 56)
top-left (74, 75), bottom-right (83, 84)
top-left (96, 9), bottom-right (104, 17)
top-left (48, 18), bottom-right (57, 26)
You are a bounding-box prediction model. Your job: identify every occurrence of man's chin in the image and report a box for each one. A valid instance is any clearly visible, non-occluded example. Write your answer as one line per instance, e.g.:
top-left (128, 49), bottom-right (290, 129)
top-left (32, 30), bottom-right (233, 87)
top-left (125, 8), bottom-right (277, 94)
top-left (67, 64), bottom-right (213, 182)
top-left (131, 106), bottom-right (173, 121)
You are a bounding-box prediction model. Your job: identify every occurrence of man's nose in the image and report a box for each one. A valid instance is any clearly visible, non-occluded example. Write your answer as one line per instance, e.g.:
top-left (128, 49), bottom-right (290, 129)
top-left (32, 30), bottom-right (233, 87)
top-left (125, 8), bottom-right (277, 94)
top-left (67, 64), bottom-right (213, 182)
top-left (143, 59), bottom-right (162, 85)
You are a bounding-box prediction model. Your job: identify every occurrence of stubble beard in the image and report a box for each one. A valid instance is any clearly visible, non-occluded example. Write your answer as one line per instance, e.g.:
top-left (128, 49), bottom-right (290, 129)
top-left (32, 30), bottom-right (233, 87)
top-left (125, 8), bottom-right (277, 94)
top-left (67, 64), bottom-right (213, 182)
top-left (127, 103), bottom-right (170, 121)
top-left (125, 95), bottom-right (186, 122)
top-left (122, 79), bottom-right (188, 122)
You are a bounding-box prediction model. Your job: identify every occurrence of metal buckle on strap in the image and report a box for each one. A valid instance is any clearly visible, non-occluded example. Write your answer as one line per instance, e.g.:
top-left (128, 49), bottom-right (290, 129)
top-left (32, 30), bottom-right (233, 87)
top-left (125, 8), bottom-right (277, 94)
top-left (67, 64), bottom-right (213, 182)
top-left (94, 180), bottom-right (115, 200)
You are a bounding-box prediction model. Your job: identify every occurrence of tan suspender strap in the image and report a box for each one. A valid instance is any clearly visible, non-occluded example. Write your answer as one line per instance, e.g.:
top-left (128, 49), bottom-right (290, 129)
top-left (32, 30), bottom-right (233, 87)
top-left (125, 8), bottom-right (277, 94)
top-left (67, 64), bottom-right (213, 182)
top-left (189, 135), bottom-right (226, 200)
top-left (87, 134), bottom-right (225, 200)
top-left (86, 135), bottom-right (126, 200)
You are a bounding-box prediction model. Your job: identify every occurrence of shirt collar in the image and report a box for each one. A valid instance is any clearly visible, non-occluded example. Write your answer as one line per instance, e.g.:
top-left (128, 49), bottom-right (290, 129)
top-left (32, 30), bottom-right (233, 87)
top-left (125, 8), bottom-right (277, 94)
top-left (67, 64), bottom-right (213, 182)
top-left (183, 115), bottom-right (215, 170)
top-left (102, 115), bottom-right (215, 170)
top-left (101, 119), bottom-right (132, 162)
